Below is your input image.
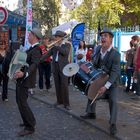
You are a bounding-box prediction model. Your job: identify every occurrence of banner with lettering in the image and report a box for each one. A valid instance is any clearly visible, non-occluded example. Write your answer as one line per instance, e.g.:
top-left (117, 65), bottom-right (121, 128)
top-left (24, 0), bottom-right (32, 50)
top-left (71, 23), bottom-right (85, 62)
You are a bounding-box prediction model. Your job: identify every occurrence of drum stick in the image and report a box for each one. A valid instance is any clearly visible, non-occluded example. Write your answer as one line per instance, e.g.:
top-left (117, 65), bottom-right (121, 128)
top-left (90, 92), bottom-right (100, 105)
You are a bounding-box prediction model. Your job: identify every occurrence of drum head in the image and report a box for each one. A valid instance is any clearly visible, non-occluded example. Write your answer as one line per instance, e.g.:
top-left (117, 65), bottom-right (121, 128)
top-left (87, 73), bottom-right (109, 100)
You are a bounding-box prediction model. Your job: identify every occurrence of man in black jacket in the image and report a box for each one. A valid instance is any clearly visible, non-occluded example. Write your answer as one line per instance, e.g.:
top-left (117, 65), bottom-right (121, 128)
top-left (14, 28), bottom-right (42, 137)
top-left (40, 31), bottom-right (71, 110)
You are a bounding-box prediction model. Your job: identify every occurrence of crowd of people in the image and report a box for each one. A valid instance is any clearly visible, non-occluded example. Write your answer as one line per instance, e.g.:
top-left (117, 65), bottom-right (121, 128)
top-left (0, 27), bottom-right (139, 137)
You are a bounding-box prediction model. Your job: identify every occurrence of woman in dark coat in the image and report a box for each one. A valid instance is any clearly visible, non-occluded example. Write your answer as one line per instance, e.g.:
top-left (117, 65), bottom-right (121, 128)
top-left (2, 44), bottom-right (14, 101)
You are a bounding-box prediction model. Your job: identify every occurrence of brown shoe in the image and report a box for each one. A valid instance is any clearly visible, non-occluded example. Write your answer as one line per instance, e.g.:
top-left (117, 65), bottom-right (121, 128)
top-left (17, 129), bottom-right (34, 137)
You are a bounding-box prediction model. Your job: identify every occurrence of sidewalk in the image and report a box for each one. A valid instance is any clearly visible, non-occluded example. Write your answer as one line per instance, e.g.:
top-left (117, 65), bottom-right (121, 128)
top-left (8, 80), bottom-right (140, 140)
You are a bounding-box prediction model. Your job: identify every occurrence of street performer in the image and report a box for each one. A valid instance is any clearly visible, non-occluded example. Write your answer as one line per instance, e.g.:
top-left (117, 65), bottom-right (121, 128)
top-left (14, 28), bottom-right (42, 136)
top-left (40, 30), bottom-right (71, 110)
top-left (80, 29), bottom-right (120, 136)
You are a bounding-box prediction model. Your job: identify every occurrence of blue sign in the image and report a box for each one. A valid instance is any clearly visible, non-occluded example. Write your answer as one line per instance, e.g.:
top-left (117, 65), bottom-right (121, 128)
top-left (71, 23), bottom-right (85, 62)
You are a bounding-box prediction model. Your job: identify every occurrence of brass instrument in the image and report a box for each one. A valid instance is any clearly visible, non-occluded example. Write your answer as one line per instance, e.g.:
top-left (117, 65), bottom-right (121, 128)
top-left (47, 34), bottom-right (70, 49)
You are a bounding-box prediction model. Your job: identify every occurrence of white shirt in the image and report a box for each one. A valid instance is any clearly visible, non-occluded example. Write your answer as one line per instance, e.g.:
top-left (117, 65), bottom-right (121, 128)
top-left (100, 45), bottom-right (113, 89)
top-left (55, 41), bottom-right (66, 62)
top-left (100, 45), bottom-right (113, 60)
top-left (31, 42), bottom-right (39, 48)
top-left (75, 48), bottom-right (87, 63)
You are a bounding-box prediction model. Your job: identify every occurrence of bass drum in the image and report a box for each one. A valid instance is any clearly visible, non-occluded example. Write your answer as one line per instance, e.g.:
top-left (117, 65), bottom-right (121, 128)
top-left (72, 62), bottom-right (104, 95)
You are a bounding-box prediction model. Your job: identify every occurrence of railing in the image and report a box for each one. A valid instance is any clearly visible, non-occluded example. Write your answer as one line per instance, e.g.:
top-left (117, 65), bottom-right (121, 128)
top-left (119, 25), bottom-right (140, 32)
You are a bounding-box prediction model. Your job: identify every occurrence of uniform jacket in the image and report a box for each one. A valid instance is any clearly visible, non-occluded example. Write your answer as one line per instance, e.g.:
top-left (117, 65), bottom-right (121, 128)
top-left (40, 43), bottom-right (70, 72)
top-left (19, 44), bottom-right (42, 88)
top-left (92, 46), bottom-right (121, 86)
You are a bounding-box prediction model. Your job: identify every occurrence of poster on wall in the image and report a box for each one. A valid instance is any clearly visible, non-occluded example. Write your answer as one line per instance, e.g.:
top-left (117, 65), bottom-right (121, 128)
top-left (17, 26), bottom-right (26, 40)
top-left (0, 26), bottom-right (9, 56)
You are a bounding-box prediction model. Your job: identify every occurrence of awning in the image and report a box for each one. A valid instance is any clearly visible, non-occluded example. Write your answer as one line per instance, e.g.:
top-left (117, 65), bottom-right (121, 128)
top-left (52, 20), bottom-right (79, 34)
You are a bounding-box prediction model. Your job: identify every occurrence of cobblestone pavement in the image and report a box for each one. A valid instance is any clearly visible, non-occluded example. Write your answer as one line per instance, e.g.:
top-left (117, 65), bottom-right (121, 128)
top-left (31, 84), bottom-right (140, 140)
top-left (0, 89), bottom-right (116, 140)
top-left (2, 79), bottom-right (140, 140)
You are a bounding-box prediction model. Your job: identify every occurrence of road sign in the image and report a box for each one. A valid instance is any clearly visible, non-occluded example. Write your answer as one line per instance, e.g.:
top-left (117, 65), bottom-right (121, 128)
top-left (0, 7), bottom-right (8, 25)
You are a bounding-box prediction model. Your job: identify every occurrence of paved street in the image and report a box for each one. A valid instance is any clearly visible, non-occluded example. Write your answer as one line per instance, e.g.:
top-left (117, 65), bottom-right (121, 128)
top-left (1, 1), bottom-right (140, 140)
top-left (29, 83), bottom-right (140, 140)
top-left (0, 78), bottom-right (140, 140)
top-left (0, 89), bottom-right (116, 140)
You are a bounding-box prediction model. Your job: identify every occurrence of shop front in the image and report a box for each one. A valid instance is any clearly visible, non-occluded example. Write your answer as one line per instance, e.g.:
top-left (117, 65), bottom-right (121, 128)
top-left (0, 8), bottom-right (38, 56)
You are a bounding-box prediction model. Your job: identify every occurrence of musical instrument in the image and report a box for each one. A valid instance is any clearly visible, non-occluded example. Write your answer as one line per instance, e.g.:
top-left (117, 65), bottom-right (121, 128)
top-left (88, 73), bottom-right (109, 105)
top-left (72, 62), bottom-right (109, 100)
top-left (63, 63), bottom-right (79, 77)
top-left (47, 34), bottom-right (70, 50)
top-left (8, 49), bottom-right (28, 80)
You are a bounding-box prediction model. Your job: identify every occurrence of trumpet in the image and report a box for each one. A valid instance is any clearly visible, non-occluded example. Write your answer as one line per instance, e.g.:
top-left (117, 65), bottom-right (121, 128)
top-left (47, 34), bottom-right (70, 49)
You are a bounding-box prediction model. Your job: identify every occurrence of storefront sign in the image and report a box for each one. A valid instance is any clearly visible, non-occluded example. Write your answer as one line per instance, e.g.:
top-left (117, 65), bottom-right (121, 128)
top-left (0, 7), bottom-right (8, 25)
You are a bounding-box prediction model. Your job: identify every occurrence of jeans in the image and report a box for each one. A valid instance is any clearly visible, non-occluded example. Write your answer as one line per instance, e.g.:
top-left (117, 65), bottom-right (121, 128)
top-left (126, 68), bottom-right (134, 91)
top-left (38, 62), bottom-right (51, 89)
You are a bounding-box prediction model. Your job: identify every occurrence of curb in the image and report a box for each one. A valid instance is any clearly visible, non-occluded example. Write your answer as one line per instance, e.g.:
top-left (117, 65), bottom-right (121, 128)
top-left (32, 94), bottom-right (122, 140)
top-left (9, 87), bottom-right (122, 140)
